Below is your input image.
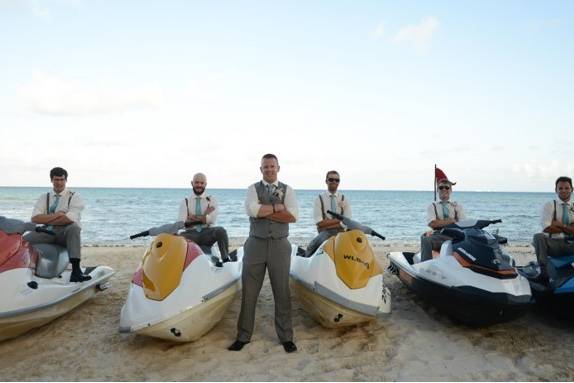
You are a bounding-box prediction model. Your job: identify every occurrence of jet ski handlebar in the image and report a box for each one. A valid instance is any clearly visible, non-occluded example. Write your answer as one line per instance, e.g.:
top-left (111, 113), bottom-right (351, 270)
top-left (446, 219), bottom-right (502, 230)
top-left (130, 221), bottom-right (186, 240)
top-left (130, 230), bottom-right (150, 240)
top-left (327, 210), bottom-right (385, 240)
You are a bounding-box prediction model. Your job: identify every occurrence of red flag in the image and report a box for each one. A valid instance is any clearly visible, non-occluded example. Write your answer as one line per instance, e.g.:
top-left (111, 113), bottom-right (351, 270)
top-left (435, 166), bottom-right (456, 185)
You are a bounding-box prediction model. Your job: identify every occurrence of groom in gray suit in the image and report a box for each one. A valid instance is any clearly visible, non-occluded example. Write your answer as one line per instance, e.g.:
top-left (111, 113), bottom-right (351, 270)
top-left (228, 153), bottom-right (299, 353)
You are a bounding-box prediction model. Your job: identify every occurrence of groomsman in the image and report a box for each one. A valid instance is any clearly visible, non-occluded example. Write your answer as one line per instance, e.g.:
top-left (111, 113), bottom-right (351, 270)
top-left (178, 172), bottom-right (231, 262)
top-left (24, 167), bottom-right (91, 282)
top-left (421, 171), bottom-right (466, 261)
top-left (533, 176), bottom-right (574, 282)
top-left (228, 153), bottom-right (299, 353)
top-left (305, 170), bottom-right (352, 257)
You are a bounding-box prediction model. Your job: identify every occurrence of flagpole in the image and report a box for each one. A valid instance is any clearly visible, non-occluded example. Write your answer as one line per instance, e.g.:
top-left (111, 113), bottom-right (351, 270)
top-left (434, 164), bottom-right (437, 202)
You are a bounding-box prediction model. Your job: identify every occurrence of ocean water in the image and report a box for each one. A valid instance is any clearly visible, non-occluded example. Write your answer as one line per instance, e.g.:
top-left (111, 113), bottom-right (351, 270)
top-left (0, 187), bottom-right (553, 245)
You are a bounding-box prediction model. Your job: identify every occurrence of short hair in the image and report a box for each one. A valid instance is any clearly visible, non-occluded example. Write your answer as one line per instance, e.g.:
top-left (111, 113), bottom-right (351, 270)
top-left (261, 153), bottom-right (278, 163)
top-left (50, 167), bottom-right (68, 180)
top-left (556, 176), bottom-right (573, 189)
top-left (325, 170), bottom-right (339, 180)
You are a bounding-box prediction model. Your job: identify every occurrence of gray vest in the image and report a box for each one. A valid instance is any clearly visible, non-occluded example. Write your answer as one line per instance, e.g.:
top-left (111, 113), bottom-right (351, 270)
top-left (249, 181), bottom-right (289, 239)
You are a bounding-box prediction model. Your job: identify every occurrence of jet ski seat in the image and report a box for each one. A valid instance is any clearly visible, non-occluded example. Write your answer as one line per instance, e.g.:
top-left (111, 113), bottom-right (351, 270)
top-left (33, 243), bottom-right (69, 278)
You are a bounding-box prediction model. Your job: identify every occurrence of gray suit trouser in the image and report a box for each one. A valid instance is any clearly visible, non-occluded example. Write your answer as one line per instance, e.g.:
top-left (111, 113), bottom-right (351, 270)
top-left (420, 233), bottom-right (452, 261)
top-left (180, 226), bottom-right (229, 258)
top-left (237, 236), bottom-right (293, 343)
top-left (23, 223), bottom-right (82, 259)
top-left (305, 228), bottom-right (341, 257)
top-left (533, 233), bottom-right (574, 272)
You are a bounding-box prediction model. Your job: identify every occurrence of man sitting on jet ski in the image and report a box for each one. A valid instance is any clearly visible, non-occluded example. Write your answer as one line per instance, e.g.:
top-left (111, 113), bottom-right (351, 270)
top-left (178, 172), bottom-right (234, 263)
top-left (23, 167), bottom-right (91, 282)
top-left (304, 170), bottom-right (352, 257)
top-left (420, 171), bottom-right (466, 261)
top-left (532, 176), bottom-right (574, 282)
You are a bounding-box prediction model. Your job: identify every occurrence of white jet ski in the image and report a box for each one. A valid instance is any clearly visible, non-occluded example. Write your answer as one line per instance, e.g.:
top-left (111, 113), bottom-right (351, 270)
top-left (0, 216), bottom-right (115, 341)
top-left (119, 222), bottom-right (242, 342)
top-left (290, 211), bottom-right (391, 328)
top-left (388, 219), bottom-right (532, 325)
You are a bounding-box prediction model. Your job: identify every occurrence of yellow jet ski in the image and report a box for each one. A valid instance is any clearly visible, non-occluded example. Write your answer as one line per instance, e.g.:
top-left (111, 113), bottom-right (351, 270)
top-left (291, 212), bottom-right (390, 328)
top-left (119, 222), bottom-right (242, 342)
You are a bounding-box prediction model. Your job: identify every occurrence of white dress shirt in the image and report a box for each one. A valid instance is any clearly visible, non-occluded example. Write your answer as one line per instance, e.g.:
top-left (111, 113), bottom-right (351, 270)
top-left (245, 180), bottom-right (299, 221)
top-left (32, 188), bottom-right (84, 226)
top-left (426, 200), bottom-right (466, 225)
top-left (313, 191), bottom-right (352, 224)
top-left (178, 192), bottom-right (219, 226)
top-left (541, 198), bottom-right (574, 239)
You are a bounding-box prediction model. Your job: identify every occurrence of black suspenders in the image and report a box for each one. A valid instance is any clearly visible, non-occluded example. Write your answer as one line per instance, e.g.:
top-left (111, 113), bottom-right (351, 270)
top-left (46, 192), bottom-right (74, 213)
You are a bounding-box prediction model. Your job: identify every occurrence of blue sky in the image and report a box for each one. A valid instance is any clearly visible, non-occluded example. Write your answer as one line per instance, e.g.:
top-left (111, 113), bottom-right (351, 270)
top-left (0, 0), bottom-right (572, 191)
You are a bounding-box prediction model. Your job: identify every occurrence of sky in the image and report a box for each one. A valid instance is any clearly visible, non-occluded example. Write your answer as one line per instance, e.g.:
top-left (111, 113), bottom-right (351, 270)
top-left (0, 0), bottom-right (572, 192)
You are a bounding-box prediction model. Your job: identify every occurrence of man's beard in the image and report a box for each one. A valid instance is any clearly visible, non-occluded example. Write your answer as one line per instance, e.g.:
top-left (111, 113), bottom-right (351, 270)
top-left (193, 187), bottom-right (205, 195)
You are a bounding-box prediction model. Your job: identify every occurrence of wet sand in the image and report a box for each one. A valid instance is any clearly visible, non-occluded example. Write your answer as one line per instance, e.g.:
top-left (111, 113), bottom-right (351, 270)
top-left (1, 242), bottom-right (574, 381)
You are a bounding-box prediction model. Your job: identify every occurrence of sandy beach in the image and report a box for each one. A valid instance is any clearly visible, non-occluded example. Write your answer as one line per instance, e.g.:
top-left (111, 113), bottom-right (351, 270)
top-left (1, 242), bottom-right (574, 381)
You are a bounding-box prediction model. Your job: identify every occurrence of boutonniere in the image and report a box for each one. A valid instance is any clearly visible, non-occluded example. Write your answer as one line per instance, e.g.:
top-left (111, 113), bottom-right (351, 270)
top-left (272, 187), bottom-right (284, 201)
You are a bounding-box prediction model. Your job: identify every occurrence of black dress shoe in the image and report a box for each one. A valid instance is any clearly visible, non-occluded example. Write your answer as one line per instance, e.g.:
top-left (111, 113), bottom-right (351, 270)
top-left (228, 251), bottom-right (238, 262)
top-left (70, 273), bottom-right (92, 283)
top-left (282, 341), bottom-right (297, 353)
top-left (228, 340), bottom-right (249, 351)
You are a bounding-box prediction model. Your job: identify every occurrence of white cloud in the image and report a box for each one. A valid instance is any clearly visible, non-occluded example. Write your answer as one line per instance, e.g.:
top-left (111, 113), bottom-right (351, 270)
top-left (393, 16), bottom-right (439, 52)
top-left (372, 21), bottom-right (385, 40)
top-left (512, 160), bottom-right (573, 180)
top-left (17, 73), bottom-right (163, 116)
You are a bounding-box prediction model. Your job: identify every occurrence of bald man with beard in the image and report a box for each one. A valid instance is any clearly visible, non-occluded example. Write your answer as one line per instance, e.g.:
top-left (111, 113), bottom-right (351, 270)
top-left (178, 173), bottom-right (232, 263)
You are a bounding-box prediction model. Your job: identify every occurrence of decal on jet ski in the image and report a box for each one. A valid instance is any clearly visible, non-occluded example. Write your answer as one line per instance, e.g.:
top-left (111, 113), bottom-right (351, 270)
top-left (343, 254), bottom-right (370, 269)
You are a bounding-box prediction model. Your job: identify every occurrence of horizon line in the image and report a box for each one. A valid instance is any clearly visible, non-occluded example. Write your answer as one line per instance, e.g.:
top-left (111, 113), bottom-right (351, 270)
top-left (0, 185), bottom-right (554, 194)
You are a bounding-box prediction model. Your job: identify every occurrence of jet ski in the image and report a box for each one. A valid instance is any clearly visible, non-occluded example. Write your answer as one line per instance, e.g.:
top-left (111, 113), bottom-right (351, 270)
top-left (388, 219), bottom-right (532, 326)
top-left (517, 249), bottom-right (574, 318)
top-left (119, 221), bottom-right (243, 342)
top-left (0, 216), bottom-right (115, 341)
top-left (290, 211), bottom-right (391, 328)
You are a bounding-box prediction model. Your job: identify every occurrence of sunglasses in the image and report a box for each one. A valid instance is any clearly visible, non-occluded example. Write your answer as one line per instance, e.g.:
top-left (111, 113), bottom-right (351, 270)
top-left (327, 178), bottom-right (340, 183)
top-left (438, 186), bottom-right (451, 190)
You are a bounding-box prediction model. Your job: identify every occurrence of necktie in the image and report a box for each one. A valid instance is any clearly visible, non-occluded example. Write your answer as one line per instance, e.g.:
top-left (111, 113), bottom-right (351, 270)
top-left (268, 184), bottom-right (275, 202)
top-left (49, 194), bottom-right (61, 214)
top-left (440, 201), bottom-right (450, 219)
top-left (330, 195), bottom-right (337, 215)
top-left (563, 203), bottom-right (571, 226)
top-left (46, 194), bottom-right (61, 231)
top-left (195, 197), bottom-right (203, 232)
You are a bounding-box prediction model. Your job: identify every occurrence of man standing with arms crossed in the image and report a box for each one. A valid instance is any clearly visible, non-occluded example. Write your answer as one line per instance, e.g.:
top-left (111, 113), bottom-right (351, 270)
top-left (228, 153), bottom-right (299, 353)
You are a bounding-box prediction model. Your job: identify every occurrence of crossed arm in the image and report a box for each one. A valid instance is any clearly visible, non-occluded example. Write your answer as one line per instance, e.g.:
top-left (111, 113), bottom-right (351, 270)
top-left (32, 212), bottom-right (74, 226)
top-left (257, 203), bottom-right (296, 223)
top-left (428, 218), bottom-right (456, 230)
top-left (316, 218), bottom-right (343, 231)
top-left (544, 221), bottom-right (574, 236)
top-left (186, 206), bottom-right (215, 226)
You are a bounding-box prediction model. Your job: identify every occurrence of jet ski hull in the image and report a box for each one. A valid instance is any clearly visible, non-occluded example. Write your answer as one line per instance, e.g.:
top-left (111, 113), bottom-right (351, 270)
top-left (130, 281), bottom-right (240, 342)
top-left (0, 267), bottom-right (114, 341)
top-left (291, 278), bottom-right (378, 327)
top-left (119, 235), bottom-right (244, 343)
top-left (393, 259), bottom-right (530, 326)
